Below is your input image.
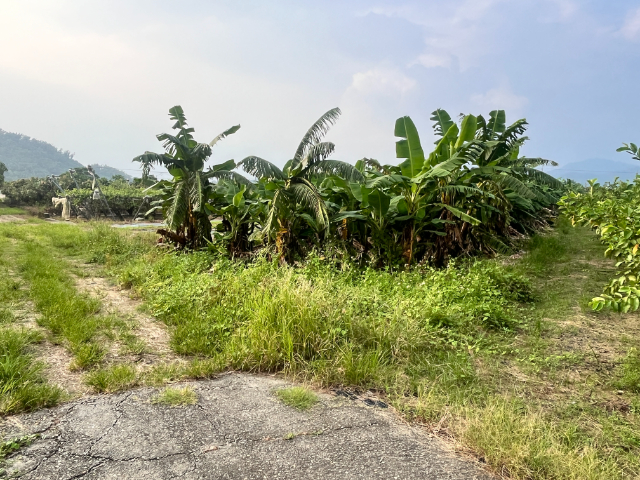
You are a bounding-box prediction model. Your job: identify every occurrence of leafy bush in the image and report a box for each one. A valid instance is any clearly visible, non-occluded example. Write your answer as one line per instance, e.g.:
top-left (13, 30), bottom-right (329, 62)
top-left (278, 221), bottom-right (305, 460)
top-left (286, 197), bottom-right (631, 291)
top-left (559, 167), bottom-right (640, 312)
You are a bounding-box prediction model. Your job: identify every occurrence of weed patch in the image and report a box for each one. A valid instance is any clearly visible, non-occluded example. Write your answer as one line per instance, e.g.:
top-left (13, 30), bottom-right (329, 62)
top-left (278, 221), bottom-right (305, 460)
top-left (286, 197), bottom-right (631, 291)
top-left (85, 364), bottom-right (138, 393)
top-left (615, 348), bottom-right (640, 393)
top-left (275, 386), bottom-right (319, 411)
top-left (152, 386), bottom-right (197, 406)
top-left (0, 328), bottom-right (62, 414)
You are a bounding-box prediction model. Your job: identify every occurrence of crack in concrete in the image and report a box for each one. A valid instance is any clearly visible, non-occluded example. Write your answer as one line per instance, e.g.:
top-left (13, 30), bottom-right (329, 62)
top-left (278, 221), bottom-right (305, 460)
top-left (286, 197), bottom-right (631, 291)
top-left (86, 392), bottom-right (133, 457)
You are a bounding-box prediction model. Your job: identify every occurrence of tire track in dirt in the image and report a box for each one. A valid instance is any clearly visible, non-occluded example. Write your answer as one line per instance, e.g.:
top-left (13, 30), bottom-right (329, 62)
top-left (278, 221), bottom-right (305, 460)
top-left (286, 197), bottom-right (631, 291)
top-left (70, 264), bottom-right (186, 370)
top-left (3, 245), bottom-right (87, 398)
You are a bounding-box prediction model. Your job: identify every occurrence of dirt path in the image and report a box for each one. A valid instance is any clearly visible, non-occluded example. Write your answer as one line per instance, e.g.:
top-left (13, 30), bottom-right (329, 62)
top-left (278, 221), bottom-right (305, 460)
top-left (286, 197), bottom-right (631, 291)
top-left (0, 374), bottom-right (492, 480)
top-left (71, 268), bottom-right (182, 367)
top-left (0, 215), bottom-right (27, 223)
top-left (15, 302), bottom-right (88, 397)
top-left (3, 242), bottom-right (86, 398)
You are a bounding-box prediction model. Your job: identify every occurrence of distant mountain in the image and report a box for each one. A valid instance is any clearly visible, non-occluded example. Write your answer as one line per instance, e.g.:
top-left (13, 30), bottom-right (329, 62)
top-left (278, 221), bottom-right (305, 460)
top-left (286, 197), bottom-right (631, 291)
top-left (548, 158), bottom-right (640, 185)
top-left (90, 164), bottom-right (132, 180)
top-left (0, 129), bottom-right (83, 181)
top-left (0, 129), bottom-right (130, 181)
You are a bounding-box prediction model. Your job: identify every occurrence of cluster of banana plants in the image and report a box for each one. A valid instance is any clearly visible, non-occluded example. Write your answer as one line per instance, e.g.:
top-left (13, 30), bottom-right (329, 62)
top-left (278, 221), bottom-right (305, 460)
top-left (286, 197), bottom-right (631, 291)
top-left (559, 159), bottom-right (640, 312)
top-left (134, 105), bottom-right (562, 266)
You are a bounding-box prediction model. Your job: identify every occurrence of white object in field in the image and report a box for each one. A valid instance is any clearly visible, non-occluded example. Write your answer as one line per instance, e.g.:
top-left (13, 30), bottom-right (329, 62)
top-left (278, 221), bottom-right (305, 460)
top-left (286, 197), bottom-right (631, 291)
top-left (52, 197), bottom-right (71, 220)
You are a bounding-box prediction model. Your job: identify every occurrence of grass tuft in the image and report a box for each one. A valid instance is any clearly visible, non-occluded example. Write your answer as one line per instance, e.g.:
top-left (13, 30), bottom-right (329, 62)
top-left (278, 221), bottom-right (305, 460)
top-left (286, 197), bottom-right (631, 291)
top-left (275, 386), bottom-right (319, 411)
top-left (152, 386), bottom-right (198, 407)
top-left (85, 364), bottom-right (138, 393)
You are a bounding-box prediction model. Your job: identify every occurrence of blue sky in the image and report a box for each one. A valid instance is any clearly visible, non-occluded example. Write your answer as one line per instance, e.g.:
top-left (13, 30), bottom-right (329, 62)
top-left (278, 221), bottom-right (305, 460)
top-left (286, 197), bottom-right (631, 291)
top-left (1, 0), bottom-right (639, 179)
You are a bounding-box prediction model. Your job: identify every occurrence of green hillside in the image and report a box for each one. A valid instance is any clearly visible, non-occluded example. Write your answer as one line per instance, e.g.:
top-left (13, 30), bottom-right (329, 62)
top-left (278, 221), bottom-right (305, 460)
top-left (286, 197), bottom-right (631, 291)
top-left (0, 129), bottom-right (130, 181)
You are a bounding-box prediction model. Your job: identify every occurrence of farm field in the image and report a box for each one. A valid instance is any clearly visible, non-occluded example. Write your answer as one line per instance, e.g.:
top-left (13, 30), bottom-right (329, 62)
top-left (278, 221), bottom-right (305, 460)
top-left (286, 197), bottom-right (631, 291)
top-left (1, 217), bottom-right (639, 479)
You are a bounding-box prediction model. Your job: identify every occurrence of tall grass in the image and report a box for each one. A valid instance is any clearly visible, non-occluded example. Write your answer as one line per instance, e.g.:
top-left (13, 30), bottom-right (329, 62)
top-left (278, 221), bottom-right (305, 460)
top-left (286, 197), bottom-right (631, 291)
top-left (0, 233), bottom-right (62, 415)
top-left (0, 329), bottom-right (62, 415)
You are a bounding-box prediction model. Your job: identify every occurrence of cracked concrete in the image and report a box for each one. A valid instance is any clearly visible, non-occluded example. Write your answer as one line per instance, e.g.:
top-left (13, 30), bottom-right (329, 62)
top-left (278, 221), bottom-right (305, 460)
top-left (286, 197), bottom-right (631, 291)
top-left (1, 374), bottom-right (492, 479)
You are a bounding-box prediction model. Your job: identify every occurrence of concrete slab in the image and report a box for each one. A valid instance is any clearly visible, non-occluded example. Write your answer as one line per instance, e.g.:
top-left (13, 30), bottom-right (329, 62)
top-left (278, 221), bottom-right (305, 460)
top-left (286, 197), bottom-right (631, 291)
top-left (0, 374), bottom-right (492, 480)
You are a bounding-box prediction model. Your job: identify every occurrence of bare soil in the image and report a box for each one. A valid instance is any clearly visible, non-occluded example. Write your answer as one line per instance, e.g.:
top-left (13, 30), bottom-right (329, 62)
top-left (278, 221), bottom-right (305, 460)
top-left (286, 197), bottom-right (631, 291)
top-left (71, 265), bottom-right (184, 369)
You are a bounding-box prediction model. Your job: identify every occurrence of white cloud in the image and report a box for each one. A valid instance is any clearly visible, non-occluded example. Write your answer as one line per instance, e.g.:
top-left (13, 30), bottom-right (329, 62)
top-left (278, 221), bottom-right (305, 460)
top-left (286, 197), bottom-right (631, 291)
top-left (364, 1), bottom-right (506, 72)
top-left (620, 7), bottom-right (640, 40)
top-left (411, 53), bottom-right (451, 69)
top-left (351, 68), bottom-right (416, 95)
top-left (540, 0), bottom-right (578, 22)
top-left (471, 86), bottom-right (529, 112)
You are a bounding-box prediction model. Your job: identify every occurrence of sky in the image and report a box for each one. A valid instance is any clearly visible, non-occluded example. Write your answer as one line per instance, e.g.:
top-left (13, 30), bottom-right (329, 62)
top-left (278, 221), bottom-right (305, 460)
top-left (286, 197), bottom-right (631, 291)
top-left (1, 0), bottom-right (639, 180)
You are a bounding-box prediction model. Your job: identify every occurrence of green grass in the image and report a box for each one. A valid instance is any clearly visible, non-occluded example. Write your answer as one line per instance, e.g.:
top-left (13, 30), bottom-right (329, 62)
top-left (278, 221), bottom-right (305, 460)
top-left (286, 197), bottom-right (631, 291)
top-left (85, 364), bottom-right (138, 393)
top-left (0, 235), bottom-right (62, 415)
top-left (275, 386), bottom-right (319, 410)
top-left (615, 348), bottom-right (640, 393)
top-left (0, 223), bottom-right (139, 371)
top-left (0, 206), bottom-right (27, 215)
top-left (0, 328), bottom-right (62, 415)
top-left (151, 386), bottom-right (197, 406)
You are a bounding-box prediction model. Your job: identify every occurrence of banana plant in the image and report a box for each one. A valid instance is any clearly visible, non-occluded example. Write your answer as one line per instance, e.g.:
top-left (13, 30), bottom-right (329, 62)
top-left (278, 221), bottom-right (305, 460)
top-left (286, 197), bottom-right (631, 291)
top-left (133, 106), bottom-right (241, 249)
top-left (238, 108), bottom-right (363, 260)
top-left (207, 179), bottom-right (265, 256)
top-left (617, 142), bottom-right (640, 161)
